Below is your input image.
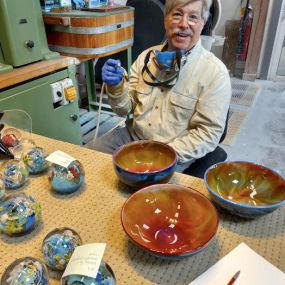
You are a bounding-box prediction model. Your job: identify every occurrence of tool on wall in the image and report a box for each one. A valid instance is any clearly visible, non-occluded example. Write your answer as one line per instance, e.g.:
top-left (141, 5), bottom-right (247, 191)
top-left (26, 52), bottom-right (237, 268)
top-left (236, 0), bottom-right (253, 61)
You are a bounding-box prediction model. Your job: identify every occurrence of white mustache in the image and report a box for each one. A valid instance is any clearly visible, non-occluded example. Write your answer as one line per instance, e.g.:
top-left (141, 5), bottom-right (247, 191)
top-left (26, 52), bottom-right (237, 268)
top-left (172, 28), bottom-right (193, 37)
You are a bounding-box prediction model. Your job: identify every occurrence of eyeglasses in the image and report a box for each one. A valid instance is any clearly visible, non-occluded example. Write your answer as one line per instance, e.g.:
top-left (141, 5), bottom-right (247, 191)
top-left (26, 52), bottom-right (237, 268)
top-left (170, 11), bottom-right (202, 26)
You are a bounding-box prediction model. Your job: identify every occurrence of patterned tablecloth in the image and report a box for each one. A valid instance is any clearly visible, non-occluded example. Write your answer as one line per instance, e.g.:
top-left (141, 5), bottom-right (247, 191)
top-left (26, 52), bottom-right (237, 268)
top-left (0, 134), bottom-right (284, 285)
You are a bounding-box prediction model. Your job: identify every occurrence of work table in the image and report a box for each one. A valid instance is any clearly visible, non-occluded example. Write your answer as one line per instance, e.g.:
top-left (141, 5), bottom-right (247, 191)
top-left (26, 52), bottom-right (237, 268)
top-left (0, 133), bottom-right (284, 284)
top-left (0, 56), bottom-right (79, 90)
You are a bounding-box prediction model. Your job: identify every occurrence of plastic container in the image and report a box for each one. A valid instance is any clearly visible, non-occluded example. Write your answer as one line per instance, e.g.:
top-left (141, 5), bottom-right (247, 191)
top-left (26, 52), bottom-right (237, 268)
top-left (201, 35), bottom-right (226, 51)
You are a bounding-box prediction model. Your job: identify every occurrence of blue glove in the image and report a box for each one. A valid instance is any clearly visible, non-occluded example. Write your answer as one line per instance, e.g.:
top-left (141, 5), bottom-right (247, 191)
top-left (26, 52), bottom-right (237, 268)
top-left (102, 59), bottom-right (123, 86)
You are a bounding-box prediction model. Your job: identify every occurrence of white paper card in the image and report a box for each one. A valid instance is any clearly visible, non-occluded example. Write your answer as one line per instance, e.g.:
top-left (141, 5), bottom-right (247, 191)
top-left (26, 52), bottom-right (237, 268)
top-left (62, 243), bottom-right (106, 279)
top-left (46, 150), bottom-right (76, 168)
top-left (189, 243), bottom-right (285, 285)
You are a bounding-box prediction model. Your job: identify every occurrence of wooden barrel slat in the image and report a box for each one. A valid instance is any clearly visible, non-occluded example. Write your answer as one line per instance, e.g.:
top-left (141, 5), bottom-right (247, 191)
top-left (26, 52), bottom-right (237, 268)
top-left (70, 11), bottom-right (133, 27)
top-left (58, 44), bottom-right (133, 59)
top-left (44, 9), bottom-right (134, 58)
top-left (47, 26), bottom-right (133, 48)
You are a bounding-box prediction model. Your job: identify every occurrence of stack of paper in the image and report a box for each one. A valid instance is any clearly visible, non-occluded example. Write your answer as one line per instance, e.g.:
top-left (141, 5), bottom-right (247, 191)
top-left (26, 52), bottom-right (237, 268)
top-left (189, 243), bottom-right (285, 285)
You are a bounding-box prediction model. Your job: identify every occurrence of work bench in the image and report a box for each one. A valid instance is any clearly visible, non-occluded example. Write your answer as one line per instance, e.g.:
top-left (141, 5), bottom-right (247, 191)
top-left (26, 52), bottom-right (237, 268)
top-left (0, 133), bottom-right (284, 284)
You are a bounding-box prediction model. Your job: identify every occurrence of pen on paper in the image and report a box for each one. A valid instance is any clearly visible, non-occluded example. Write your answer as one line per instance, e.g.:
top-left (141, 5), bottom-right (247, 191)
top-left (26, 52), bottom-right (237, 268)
top-left (227, 270), bottom-right (240, 285)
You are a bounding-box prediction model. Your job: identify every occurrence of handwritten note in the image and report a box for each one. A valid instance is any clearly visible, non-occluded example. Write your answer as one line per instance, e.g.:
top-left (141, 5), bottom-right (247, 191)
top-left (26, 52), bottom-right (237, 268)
top-left (46, 150), bottom-right (76, 168)
top-left (62, 243), bottom-right (106, 279)
top-left (189, 243), bottom-right (285, 285)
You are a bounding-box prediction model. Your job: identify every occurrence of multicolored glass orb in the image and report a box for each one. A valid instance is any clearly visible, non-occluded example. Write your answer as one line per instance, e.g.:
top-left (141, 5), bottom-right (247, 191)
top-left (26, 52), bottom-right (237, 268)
top-left (0, 193), bottom-right (42, 236)
top-left (42, 227), bottom-right (82, 271)
top-left (48, 161), bottom-right (85, 194)
top-left (204, 161), bottom-right (285, 218)
top-left (22, 146), bottom-right (48, 174)
top-left (0, 159), bottom-right (29, 189)
top-left (1, 257), bottom-right (48, 285)
top-left (63, 262), bottom-right (116, 285)
top-left (0, 177), bottom-right (5, 199)
top-left (1, 128), bottom-right (22, 148)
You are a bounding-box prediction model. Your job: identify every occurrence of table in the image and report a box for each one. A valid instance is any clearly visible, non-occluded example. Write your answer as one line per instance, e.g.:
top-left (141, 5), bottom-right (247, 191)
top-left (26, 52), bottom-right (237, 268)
top-left (0, 134), bottom-right (284, 284)
top-left (0, 56), bottom-right (79, 90)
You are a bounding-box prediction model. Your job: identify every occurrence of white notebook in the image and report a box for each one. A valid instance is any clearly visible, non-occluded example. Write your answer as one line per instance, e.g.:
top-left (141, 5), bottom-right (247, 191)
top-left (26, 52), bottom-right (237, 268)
top-left (189, 243), bottom-right (285, 285)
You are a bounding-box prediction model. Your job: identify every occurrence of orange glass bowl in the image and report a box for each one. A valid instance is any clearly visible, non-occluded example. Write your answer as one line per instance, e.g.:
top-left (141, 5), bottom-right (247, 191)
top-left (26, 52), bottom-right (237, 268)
top-left (121, 184), bottom-right (219, 258)
top-left (113, 141), bottom-right (177, 188)
top-left (204, 161), bottom-right (285, 218)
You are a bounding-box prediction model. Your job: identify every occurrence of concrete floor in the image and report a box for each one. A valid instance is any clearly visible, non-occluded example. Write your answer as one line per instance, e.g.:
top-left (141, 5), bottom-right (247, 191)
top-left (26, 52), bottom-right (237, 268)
top-left (222, 79), bottom-right (285, 176)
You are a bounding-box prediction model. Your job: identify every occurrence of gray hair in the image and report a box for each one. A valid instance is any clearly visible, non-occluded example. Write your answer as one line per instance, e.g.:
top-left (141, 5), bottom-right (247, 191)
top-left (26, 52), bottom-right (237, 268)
top-left (164, 0), bottom-right (213, 22)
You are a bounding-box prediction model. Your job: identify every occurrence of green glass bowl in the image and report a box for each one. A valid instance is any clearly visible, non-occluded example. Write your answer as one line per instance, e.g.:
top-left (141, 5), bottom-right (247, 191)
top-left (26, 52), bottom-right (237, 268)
top-left (204, 161), bottom-right (285, 218)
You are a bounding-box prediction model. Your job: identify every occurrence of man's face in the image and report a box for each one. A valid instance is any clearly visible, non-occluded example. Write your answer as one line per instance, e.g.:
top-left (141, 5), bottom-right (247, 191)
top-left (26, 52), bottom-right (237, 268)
top-left (164, 1), bottom-right (205, 51)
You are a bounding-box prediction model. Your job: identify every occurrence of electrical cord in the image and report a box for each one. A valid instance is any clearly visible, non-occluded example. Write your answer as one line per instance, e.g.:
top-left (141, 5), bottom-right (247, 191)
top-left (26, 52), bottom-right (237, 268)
top-left (92, 66), bottom-right (128, 147)
top-left (92, 82), bottom-right (106, 147)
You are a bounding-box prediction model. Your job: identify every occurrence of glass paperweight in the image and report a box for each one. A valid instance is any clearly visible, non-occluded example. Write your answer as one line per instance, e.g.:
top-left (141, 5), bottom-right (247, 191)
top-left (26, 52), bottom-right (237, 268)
top-left (42, 227), bottom-right (82, 271)
top-left (62, 262), bottom-right (116, 285)
top-left (0, 192), bottom-right (42, 236)
top-left (1, 127), bottom-right (22, 148)
top-left (0, 177), bottom-right (5, 199)
top-left (0, 159), bottom-right (29, 189)
top-left (1, 257), bottom-right (49, 285)
top-left (48, 161), bottom-right (85, 194)
top-left (22, 146), bottom-right (49, 174)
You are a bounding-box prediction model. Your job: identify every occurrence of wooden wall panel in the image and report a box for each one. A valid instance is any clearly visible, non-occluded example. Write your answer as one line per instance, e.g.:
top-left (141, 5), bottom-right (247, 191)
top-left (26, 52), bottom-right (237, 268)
top-left (242, 0), bottom-right (270, 81)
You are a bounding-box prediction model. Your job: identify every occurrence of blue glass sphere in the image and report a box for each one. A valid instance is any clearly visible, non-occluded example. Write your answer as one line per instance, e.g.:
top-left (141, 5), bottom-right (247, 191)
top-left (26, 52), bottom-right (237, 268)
top-left (22, 146), bottom-right (48, 174)
top-left (0, 159), bottom-right (29, 189)
top-left (42, 227), bottom-right (82, 270)
top-left (0, 177), bottom-right (5, 199)
top-left (1, 257), bottom-right (49, 285)
top-left (48, 161), bottom-right (85, 194)
top-left (0, 193), bottom-right (42, 236)
top-left (63, 262), bottom-right (116, 285)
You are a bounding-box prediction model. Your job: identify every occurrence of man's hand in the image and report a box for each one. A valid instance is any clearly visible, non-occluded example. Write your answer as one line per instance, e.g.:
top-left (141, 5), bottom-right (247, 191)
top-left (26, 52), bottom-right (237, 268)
top-left (102, 59), bottom-right (123, 86)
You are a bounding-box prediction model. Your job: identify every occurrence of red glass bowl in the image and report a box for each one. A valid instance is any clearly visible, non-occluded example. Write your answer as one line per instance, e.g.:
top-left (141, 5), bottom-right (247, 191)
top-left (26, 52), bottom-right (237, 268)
top-left (121, 184), bottom-right (219, 258)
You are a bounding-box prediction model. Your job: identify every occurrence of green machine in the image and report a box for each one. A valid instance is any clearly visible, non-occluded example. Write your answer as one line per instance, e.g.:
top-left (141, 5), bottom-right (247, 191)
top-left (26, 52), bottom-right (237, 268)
top-left (0, 0), bottom-right (59, 73)
top-left (0, 0), bottom-right (82, 145)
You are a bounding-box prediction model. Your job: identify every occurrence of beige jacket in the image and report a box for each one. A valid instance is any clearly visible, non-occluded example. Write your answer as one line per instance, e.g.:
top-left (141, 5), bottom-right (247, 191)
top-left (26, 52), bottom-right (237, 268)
top-left (107, 40), bottom-right (232, 163)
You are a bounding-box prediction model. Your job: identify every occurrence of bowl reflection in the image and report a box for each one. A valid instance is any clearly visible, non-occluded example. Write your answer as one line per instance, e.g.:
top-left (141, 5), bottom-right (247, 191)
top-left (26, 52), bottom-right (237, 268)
top-left (121, 184), bottom-right (219, 258)
top-left (113, 140), bottom-right (177, 188)
top-left (204, 161), bottom-right (285, 218)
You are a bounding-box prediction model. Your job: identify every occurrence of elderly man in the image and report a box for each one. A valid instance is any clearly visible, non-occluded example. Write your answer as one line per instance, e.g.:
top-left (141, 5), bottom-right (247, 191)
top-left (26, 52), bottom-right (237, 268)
top-left (89, 0), bottom-right (231, 172)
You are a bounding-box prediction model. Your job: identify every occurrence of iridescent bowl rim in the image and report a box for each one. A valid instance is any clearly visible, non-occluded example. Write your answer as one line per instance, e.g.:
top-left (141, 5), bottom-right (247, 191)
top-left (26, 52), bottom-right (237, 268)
top-left (121, 183), bottom-right (219, 256)
top-left (113, 140), bottom-right (178, 174)
top-left (204, 160), bottom-right (285, 210)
